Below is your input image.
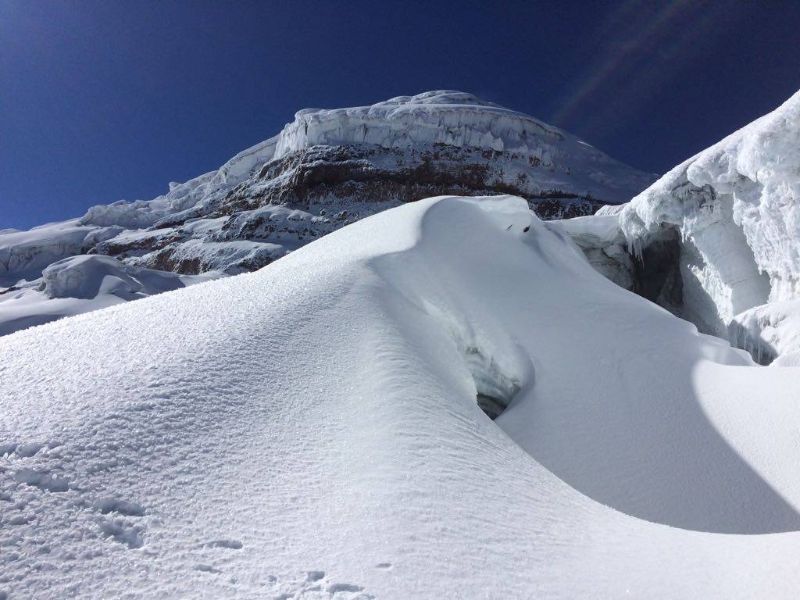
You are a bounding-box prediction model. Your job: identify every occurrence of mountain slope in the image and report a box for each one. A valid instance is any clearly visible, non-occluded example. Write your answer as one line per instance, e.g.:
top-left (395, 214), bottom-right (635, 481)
top-left (2, 196), bottom-right (800, 598)
top-left (0, 91), bottom-right (654, 337)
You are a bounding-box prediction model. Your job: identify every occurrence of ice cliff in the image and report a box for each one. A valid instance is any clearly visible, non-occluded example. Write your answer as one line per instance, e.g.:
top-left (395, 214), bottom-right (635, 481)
top-left (562, 89), bottom-right (800, 363)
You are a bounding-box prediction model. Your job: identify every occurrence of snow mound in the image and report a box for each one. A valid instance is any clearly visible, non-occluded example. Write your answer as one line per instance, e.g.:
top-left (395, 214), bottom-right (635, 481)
top-left (3, 195), bottom-right (800, 598)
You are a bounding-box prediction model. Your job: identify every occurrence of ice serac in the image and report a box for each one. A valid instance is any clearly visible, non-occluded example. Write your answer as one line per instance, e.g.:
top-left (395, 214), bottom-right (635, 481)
top-left (3, 196), bottom-right (800, 598)
top-left (0, 91), bottom-right (654, 336)
top-left (562, 89), bottom-right (800, 362)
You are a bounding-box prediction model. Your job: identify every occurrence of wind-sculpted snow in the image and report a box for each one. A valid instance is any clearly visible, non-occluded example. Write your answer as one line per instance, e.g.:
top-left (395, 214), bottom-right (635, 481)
top-left (3, 196), bottom-right (800, 598)
top-left (0, 91), bottom-right (654, 337)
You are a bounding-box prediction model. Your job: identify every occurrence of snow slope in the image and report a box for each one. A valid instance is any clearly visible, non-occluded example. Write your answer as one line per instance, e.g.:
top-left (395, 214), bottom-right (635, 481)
top-left (3, 195), bottom-right (800, 599)
top-left (0, 91), bottom-right (654, 338)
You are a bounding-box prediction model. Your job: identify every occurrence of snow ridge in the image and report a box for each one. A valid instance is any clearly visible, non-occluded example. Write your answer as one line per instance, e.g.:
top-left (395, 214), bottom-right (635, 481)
top-left (3, 195), bottom-right (800, 598)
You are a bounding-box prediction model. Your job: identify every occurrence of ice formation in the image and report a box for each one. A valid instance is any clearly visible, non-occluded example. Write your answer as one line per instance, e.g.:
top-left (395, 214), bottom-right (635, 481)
top-left (3, 195), bottom-right (800, 598)
top-left (561, 89), bottom-right (800, 362)
top-left (0, 254), bottom-right (214, 336)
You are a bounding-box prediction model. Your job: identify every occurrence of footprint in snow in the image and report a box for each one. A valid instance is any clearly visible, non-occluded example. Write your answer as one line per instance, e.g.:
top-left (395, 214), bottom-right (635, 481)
top-left (204, 539), bottom-right (243, 550)
top-left (194, 563), bottom-right (222, 574)
top-left (99, 518), bottom-right (144, 549)
top-left (276, 571), bottom-right (374, 599)
top-left (13, 468), bottom-right (69, 492)
top-left (96, 497), bottom-right (145, 517)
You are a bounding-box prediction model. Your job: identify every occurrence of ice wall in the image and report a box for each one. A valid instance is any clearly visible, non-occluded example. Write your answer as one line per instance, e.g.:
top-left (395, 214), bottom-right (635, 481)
top-left (620, 90), bottom-right (800, 304)
top-left (579, 89), bottom-right (800, 357)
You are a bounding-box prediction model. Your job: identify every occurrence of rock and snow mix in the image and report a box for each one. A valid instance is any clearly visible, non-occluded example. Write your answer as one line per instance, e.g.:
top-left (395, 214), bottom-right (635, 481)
top-left (4, 196), bottom-right (800, 598)
top-left (0, 91), bottom-right (654, 337)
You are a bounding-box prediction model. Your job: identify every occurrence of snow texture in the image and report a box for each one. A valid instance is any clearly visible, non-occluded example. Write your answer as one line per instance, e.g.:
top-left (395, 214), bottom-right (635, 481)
top-left (2, 195), bottom-right (800, 598)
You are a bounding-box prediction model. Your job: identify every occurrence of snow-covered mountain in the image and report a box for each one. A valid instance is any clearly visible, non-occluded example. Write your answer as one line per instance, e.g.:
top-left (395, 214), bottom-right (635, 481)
top-left (563, 89), bottom-right (800, 364)
top-left (3, 194), bottom-right (800, 598)
top-left (0, 91), bottom-right (654, 336)
top-left (5, 89), bottom-right (800, 597)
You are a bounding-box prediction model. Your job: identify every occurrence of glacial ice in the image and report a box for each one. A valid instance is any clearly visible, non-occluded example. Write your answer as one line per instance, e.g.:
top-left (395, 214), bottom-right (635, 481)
top-left (76, 91), bottom-right (652, 233)
top-left (0, 254), bottom-right (215, 336)
top-left (561, 89), bottom-right (800, 361)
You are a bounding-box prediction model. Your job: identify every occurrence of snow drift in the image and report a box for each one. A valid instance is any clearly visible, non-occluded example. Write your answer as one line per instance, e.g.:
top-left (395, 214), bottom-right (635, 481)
top-left (3, 195), bottom-right (800, 598)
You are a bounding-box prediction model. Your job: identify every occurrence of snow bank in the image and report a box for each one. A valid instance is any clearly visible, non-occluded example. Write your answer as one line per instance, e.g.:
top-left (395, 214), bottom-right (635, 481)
top-left (3, 196), bottom-right (800, 598)
top-left (729, 299), bottom-right (800, 365)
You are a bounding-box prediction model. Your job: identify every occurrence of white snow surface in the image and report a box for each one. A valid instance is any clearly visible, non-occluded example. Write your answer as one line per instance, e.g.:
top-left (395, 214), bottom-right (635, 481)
top-left (3, 195), bottom-right (800, 598)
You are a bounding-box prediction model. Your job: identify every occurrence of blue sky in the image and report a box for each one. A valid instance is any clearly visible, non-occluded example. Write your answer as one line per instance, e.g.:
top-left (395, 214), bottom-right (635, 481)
top-left (2, 0), bottom-right (800, 229)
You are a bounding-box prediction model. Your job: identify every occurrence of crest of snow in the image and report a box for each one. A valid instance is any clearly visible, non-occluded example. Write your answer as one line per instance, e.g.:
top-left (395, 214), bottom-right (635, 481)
top-left (3, 196), bottom-right (800, 598)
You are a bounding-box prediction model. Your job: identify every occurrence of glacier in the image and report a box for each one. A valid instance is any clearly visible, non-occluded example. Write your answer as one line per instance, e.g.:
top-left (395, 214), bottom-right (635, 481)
top-left (0, 91), bottom-right (654, 337)
top-left (3, 195), bottom-right (800, 598)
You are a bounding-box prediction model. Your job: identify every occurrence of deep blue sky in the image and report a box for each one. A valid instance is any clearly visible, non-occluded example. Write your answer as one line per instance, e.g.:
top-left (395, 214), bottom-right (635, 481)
top-left (2, 0), bottom-right (800, 229)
